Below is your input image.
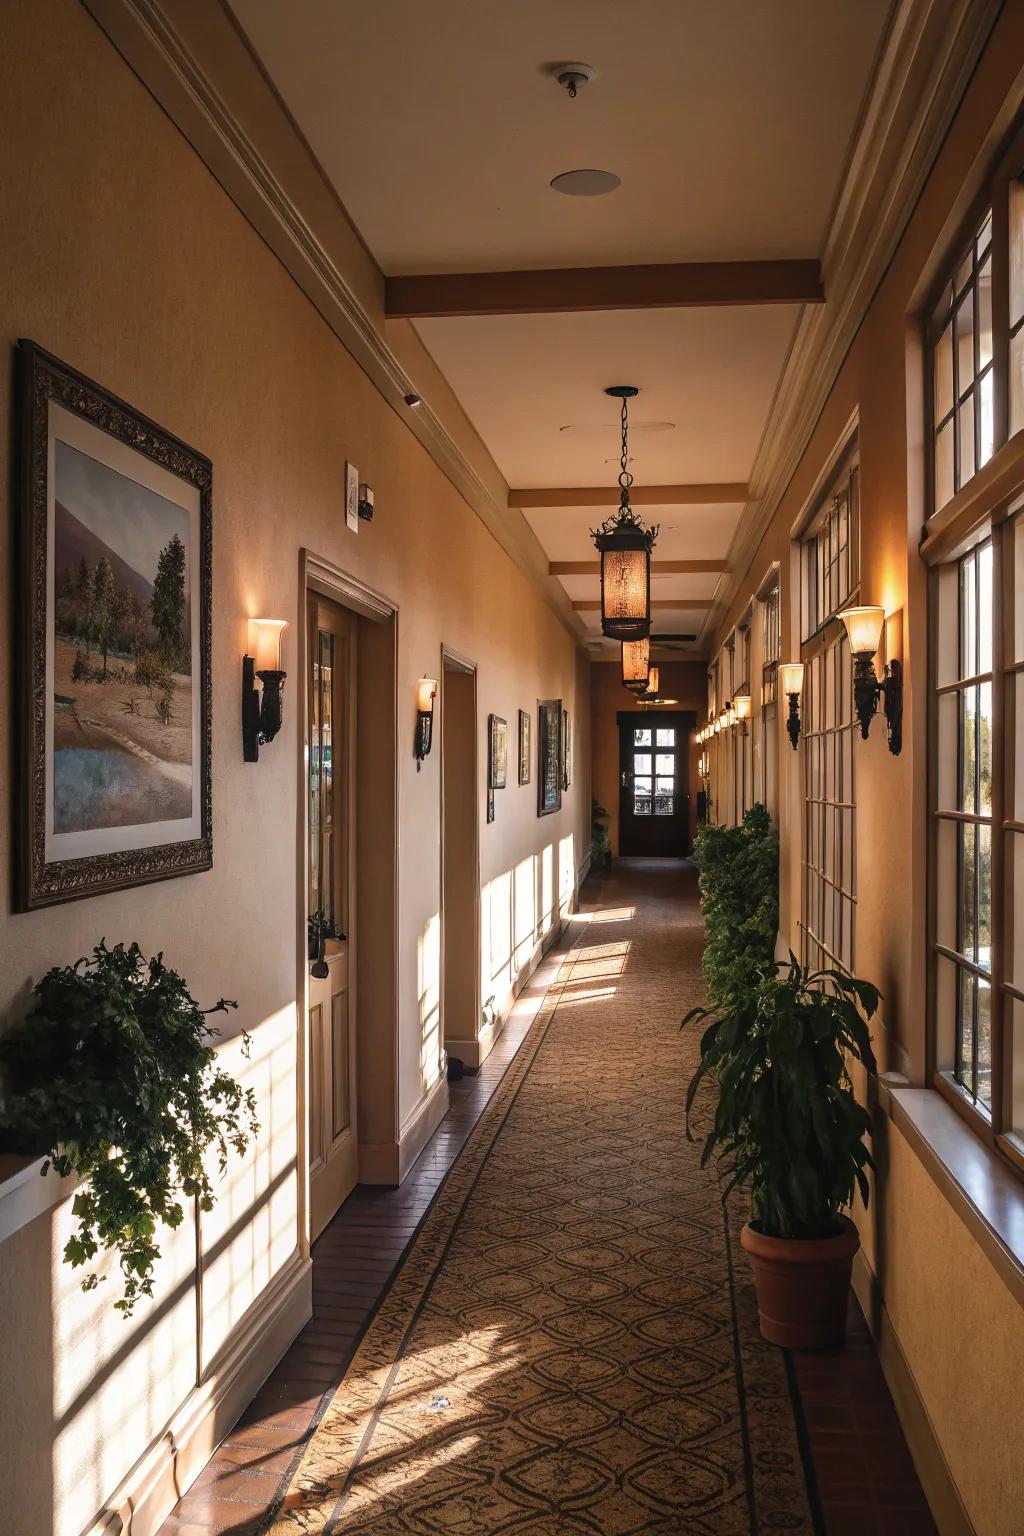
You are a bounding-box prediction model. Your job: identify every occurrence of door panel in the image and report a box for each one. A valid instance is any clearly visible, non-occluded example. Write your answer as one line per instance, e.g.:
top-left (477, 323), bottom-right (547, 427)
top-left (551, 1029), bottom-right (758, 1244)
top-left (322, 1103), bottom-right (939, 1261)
top-left (618, 711), bottom-right (693, 856)
top-left (308, 599), bottom-right (358, 1240)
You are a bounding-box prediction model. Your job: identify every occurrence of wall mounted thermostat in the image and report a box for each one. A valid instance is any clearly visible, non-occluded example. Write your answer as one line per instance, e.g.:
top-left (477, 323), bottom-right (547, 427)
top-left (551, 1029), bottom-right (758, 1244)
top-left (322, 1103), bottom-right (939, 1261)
top-left (358, 484), bottom-right (374, 521)
top-left (345, 461), bottom-right (359, 533)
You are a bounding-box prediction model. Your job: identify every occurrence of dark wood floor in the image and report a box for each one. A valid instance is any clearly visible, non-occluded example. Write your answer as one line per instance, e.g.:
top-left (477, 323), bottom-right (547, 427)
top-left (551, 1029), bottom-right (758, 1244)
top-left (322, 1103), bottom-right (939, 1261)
top-left (158, 915), bottom-right (936, 1536)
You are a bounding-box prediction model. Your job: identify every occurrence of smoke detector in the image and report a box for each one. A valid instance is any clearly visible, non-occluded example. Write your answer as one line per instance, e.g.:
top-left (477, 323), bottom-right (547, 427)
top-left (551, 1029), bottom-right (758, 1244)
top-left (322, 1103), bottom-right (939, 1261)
top-left (552, 62), bottom-right (597, 98)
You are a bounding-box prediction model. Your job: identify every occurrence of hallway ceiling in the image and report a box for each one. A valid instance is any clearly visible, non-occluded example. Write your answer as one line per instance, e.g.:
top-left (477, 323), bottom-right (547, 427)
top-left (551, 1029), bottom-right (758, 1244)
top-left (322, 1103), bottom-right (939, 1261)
top-left (229, 0), bottom-right (893, 653)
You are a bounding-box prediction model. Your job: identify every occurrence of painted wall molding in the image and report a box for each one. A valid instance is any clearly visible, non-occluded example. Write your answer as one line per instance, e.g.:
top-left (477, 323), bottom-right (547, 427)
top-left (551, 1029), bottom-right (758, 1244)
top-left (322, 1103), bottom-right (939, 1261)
top-left (707, 0), bottom-right (1003, 643)
top-left (81, 0), bottom-right (582, 645)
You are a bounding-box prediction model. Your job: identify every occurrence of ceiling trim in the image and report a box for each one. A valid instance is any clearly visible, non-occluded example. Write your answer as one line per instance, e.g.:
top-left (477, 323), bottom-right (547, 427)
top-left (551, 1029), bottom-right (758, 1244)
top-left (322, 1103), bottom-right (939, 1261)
top-left (386, 261), bottom-right (824, 319)
top-left (80, 0), bottom-right (586, 645)
top-left (512, 484), bottom-right (748, 508)
top-left (572, 598), bottom-right (707, 613)
top-left (551, 560), bottom-right (729, 576)
top-left (706, 0), bottom-right (1004, 645)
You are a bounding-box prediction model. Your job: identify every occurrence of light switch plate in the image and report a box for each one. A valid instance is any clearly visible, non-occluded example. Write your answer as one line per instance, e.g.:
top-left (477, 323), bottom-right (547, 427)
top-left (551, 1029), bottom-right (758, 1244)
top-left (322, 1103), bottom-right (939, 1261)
top-left (345, 461), bottom-right (359, 532)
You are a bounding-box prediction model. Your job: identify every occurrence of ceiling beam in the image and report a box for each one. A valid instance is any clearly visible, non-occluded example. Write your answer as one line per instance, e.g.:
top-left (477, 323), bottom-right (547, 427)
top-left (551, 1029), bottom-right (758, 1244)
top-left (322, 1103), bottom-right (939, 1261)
top-left (512, 484), bottom-right (748, 508)
top-left (386, 260), bottom-right (823, 318)
top-left (572, 599), bottom-right (708, 613)
top-left (551, 560), bottom-right (728, 576)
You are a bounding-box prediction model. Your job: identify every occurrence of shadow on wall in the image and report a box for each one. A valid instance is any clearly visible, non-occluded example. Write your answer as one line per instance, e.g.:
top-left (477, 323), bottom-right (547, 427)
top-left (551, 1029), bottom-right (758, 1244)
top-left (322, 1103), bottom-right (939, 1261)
top-left (481, 835), bottom-right (575, 1027)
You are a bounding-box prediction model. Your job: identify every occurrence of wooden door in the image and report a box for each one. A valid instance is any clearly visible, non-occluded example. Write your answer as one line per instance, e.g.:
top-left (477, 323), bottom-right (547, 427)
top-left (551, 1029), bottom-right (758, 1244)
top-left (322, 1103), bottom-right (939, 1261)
top-left (618, 711), bottom-right (693, 856)
top-left (307, 598), bottom-right (357, 1240)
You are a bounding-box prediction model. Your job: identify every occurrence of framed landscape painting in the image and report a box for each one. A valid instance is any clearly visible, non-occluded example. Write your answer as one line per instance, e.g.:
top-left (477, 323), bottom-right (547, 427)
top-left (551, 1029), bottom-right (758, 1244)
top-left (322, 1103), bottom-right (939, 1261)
top-left (15, 341), bottom-right (212, 909)
top-left (537, 699), bottom-right (562, 816)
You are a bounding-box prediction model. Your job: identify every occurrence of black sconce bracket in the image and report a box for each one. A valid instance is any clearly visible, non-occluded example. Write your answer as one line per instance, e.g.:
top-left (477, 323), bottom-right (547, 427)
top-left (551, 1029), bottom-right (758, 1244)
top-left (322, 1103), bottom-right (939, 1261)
top-left (786, 692), bottom-right (802, 750)
top-left (414, 710), bottom-right (433, 771)
top-left (852, 655), bottom-right (902, 755)
top-left (242, 655), bottom-right (287, 763)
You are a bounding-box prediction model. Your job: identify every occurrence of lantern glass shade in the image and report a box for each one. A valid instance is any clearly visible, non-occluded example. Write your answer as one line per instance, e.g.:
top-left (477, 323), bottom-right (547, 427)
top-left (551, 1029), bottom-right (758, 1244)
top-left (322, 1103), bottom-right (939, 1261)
top-left (839, 605), bottom-right (885, 657)
top-left (248, 618), bottom-right (287, 672)
top-left (779, 662), bottom-right (805, 697)
top-left (597, 538), bottom-right (651, 640)
top-left (645, 665), bottom-right (660, 697)
top-left (621, 636), bottom-right (650, 690)
top-left (734, 693), bottom-right (752, 721)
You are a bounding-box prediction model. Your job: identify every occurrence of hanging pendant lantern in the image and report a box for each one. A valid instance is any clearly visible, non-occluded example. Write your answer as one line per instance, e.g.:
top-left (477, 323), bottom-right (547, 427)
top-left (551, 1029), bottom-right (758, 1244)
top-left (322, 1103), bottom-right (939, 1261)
top-left (621, 636), bottom-right (650, 692)
top-left (591, 386), bottom-right (658, 641)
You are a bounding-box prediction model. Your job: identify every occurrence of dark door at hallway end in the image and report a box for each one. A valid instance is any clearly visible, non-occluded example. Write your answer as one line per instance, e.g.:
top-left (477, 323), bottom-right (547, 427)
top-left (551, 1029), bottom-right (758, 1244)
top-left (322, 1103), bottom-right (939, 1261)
top-left (617, 711), bottom-right (694, 856)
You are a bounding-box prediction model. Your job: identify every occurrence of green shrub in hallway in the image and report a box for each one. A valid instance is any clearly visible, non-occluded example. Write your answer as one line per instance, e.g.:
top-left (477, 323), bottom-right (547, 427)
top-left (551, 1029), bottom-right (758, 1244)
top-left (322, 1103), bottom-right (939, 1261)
top-left (590, 797), bottom-right (612, 872)
top-left (682, 955), bottom-right (879, 1239)
top-left (692, 803), bottom-right (779, 1006)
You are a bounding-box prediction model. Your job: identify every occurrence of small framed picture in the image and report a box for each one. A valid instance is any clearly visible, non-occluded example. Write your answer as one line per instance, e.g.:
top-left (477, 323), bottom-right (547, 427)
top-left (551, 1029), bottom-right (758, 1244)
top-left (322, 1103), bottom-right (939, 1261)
top-left (345, 461), bottom-right (359, 532)
top-left (538, 699), bottom-right (562, 817)
top-left (518, 709), bottom-right (531, 785)
top-left (488, 714), bottom-right (508, 790)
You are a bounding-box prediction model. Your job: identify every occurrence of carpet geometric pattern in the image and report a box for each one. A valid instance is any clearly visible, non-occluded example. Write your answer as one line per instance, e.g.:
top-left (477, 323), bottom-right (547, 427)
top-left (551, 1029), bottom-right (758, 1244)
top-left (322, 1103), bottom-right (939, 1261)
top-left (268, 862), bottom-right (818, 1534)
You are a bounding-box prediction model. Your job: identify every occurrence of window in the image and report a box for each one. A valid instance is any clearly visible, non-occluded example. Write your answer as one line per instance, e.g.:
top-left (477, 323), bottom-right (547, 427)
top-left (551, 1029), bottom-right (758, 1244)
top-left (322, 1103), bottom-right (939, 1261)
top-left (760, 580), bottom-right (780, 815)
top-left (802, 455), bottom-right (859, 640)
top-left (799, 446), bottom-right (859, 973)
top-left (631, 725), bottom-right (678, 816)
top-left (735, 620), bottom-right (753, 821)
top-left (929, 211), bottom-right (994, 512)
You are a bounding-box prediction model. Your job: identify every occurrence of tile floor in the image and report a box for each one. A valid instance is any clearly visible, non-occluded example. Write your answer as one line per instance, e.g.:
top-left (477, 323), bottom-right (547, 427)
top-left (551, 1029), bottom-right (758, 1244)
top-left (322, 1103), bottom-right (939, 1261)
top-left (157, 922), bottom-right (937, 1536)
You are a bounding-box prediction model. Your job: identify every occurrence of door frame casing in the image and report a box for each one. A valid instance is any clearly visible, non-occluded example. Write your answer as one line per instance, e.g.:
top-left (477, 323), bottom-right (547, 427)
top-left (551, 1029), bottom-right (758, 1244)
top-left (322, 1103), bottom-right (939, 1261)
top-left (616, 709), bottom-right (696, 857)
top-left (297, 550), bottom-right (400, 1244)
top-left (439, 645), bottom-right (481, 1066)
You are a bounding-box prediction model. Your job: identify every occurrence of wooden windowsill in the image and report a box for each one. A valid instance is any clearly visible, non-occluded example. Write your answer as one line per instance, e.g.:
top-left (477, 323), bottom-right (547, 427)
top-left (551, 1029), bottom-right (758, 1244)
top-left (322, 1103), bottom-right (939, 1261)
top-left (879, 1080), bottom-right (1024, 1309)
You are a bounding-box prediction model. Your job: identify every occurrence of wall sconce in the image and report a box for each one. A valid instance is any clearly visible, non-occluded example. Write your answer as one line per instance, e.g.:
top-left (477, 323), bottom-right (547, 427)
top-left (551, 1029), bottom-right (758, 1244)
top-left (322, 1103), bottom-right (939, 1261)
top-left (415, 677), bottom-right (438, 770)
top-left (726, 703), bottom-right (737, 729)
top-left (838, 606), bottom-right (903, 754)
top-left (243, 619), bottom-right (287, 763)
top-left (779, 662), bottom-right (804, 750)
top-left (734, 693), bottom-right (752, 732)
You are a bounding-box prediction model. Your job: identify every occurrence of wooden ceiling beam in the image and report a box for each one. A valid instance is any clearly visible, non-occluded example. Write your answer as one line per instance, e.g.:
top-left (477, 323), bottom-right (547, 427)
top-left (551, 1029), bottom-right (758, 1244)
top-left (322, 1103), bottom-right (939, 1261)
top-left (512, 483), bottom-right (748, 508)
top-left (386, 259), bottom-right (823, 318)
top-left (551, 560), bottom-right (728, 576)
top-left (572, 599), bottom-right (708, 613)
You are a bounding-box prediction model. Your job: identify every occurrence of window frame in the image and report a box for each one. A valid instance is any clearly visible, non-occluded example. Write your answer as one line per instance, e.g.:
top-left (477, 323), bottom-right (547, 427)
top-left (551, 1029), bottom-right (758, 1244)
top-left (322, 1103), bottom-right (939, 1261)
top-left (924, 110), bottom-right (1024, 1173)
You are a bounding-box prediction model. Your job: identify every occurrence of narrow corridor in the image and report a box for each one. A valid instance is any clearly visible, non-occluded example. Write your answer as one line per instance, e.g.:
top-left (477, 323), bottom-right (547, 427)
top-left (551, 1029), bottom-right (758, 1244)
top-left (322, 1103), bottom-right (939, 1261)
top-left (160, 863), bottom-right (934, 1535)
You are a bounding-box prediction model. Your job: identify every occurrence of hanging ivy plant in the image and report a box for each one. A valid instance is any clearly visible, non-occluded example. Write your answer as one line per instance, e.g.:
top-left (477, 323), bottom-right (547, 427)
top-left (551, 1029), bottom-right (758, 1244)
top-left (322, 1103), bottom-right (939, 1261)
top-left (0, 941), bottom-right (259, 1316)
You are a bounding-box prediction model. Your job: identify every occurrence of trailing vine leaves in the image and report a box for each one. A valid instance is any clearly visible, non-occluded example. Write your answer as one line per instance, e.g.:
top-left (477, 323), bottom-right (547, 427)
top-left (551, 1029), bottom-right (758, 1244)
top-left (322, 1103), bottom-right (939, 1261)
top-left (0, 941), bottom-right (259, 1315)
top-left (682, 955), bottom-right (879, 1239)
top-left (691, 804), bottom-right (779, 1006)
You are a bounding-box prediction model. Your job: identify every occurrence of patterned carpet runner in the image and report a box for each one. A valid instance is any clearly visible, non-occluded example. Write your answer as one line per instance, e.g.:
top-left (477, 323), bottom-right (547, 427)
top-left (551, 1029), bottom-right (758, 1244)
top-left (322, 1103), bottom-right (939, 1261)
top-left (269, 860), bottom-right (818, 1534)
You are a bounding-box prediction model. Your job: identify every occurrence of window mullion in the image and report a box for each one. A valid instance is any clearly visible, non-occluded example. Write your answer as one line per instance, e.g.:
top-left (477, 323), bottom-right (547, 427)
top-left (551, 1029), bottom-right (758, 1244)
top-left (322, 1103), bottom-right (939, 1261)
top-left (989, 521), bottom-right (1007, 1130)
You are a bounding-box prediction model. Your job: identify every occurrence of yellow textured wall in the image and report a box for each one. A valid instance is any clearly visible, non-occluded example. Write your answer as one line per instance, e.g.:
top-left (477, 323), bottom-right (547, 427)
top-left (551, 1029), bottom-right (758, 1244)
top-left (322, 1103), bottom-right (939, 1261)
top-left (0, 2), bottom-right (590, 1532)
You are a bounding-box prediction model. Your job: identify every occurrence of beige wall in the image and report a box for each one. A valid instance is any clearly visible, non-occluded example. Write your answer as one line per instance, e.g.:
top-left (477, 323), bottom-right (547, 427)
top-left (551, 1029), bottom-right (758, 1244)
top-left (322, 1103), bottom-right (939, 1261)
top-left (590, 659), bottom-right (706, 855)
top-left (0, 2), bottom-right (589, 1533)
top-left (709, 8), bottom-right (1024, 1532)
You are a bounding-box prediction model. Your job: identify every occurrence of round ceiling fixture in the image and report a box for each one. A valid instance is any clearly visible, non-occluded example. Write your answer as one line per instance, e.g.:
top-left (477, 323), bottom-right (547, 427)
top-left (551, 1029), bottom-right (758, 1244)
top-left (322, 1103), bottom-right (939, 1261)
top-left (551, 61), bottom-right (597, 97)
top-left (551, 168), bottom-right (620, 197)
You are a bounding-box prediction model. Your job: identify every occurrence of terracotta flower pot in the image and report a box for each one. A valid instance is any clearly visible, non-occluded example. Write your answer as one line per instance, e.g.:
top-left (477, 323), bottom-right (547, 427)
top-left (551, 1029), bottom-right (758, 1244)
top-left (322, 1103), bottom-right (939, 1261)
top-left (740, 1216), bottom-right (860, 1350)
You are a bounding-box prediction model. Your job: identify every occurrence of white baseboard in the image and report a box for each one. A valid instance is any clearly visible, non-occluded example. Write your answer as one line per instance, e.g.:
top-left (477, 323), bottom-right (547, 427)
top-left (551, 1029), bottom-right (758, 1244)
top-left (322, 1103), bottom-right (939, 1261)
top-left (851, 1250), bottom-right (975, 1536)
top-left (359, 1070), bottom-right (449, 1186)
top-left (87, 1250), bottom-right (312, 1536)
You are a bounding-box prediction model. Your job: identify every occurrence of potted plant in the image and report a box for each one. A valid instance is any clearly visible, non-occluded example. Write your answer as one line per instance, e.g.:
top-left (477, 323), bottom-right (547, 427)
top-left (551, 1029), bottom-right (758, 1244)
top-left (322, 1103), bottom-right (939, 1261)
top-left (0, 940), bottom-right (258, 1316)
top-left (692, 804), bottom-right (778, 1006)
top-left (590, 798), bottom-right (612, 873)
top-left (683, 955), bottom-right (879, 1349)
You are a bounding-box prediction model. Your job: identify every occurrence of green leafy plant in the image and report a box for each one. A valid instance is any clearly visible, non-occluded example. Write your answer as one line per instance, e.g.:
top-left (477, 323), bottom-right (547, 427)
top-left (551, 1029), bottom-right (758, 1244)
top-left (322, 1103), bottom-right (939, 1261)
top-left (692, 803), bottom-right (778, 1005)
top-left (682, 956), bottom-right (879, 1239)
top-left (0, 941), bottom-right (259, 1315)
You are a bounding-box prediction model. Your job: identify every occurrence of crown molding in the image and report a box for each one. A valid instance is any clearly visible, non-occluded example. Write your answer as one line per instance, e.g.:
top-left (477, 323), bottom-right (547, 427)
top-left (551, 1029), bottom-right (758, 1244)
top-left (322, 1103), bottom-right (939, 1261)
top-left (709, 0), bottom-right (1003, 646)
top-left (80, 0), bottom-right (584, 644)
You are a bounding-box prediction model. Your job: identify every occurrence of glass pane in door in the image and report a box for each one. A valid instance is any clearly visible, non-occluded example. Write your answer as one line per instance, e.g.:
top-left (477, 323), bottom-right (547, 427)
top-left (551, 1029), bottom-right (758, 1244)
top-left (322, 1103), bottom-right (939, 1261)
top-left (634, 777), bottom-right (652, 814)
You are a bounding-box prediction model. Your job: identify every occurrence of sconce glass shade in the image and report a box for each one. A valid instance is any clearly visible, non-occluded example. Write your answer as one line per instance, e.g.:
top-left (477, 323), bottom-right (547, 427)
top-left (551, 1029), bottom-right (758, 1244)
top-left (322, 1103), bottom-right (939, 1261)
top-left (597, 540), bottom-right (651, 640)
top-left (621, 636), bottom-right (650, 691)
top-left (713, 717), bottom-right (721, 734)
top-left (416, 677), bottom-right (438, 713)
top-left (779, 662), bottom-right (805, 697)
top-left (727, 705), bottom-right (737, 728)
top-left (839, 605), bottom-right (885, 657)
top-left (248, 618), bottom-right (287, 672)
top-left (734, 693), bottom-right (752, 721)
